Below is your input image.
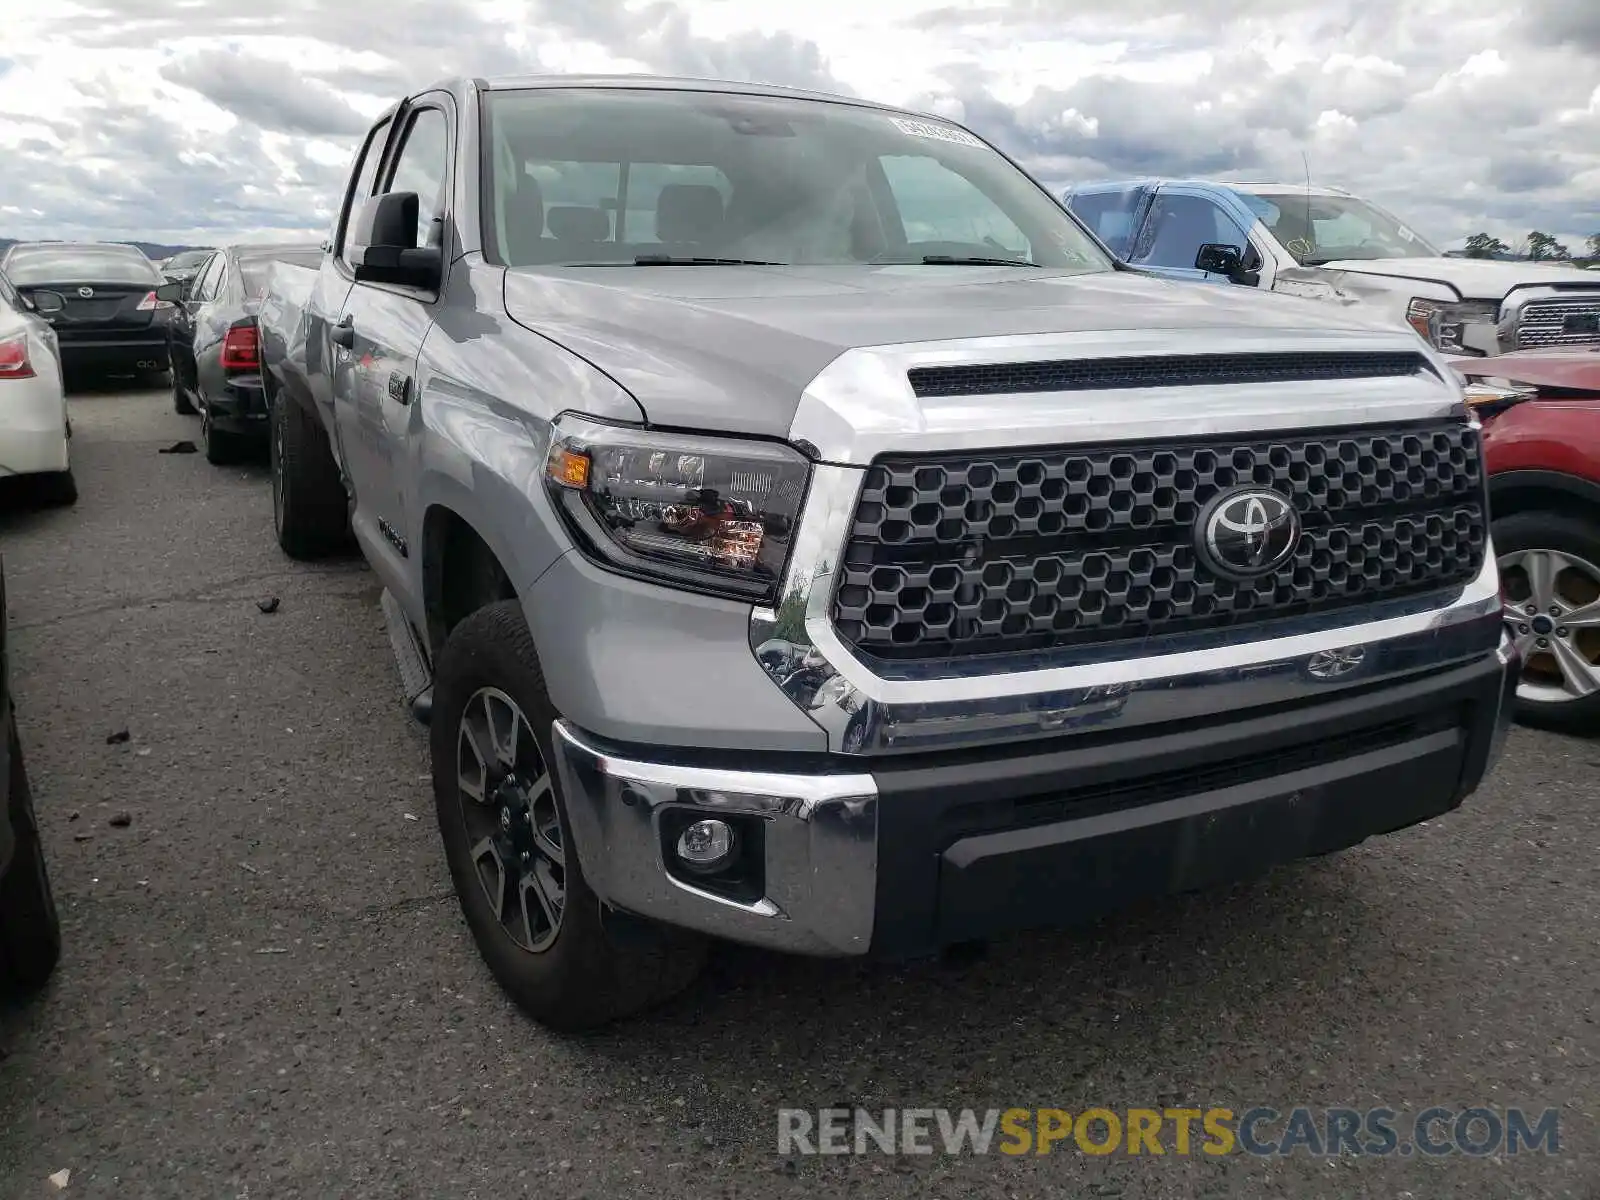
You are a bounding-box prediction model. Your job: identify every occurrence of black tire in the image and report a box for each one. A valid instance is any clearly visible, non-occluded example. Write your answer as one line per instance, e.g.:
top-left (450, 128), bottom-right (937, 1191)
top-left (172, 372), bottom-right (196, 416)
top-left (201, 408), bottom-right (250, 466)
top-left (32, 470), bottom-right (76, 508)
top-left (270, 395), bottom-right (348, 559)
top-left (430, 600), bottom-right (706, 1030)
top-left (1494, 509), bottom-right (1600, 735)
top-left (0, 714), bottom-right (62, 994)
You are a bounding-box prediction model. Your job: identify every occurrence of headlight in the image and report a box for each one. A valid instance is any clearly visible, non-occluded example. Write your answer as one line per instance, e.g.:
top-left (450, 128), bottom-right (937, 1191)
top-left (544, 414), bottom-right (811, 602)
top-left (1406, 298), bottom-right (1499, 352)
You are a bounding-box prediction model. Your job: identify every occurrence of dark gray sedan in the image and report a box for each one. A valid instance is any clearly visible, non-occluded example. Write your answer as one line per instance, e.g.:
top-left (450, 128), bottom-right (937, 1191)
top-left (160, 242), bottom-right (323, 464)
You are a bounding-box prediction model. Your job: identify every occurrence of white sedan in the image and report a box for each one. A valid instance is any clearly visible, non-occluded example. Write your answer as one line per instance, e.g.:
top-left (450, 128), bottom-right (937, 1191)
top-left (0, 274), bottom-right (74, 506)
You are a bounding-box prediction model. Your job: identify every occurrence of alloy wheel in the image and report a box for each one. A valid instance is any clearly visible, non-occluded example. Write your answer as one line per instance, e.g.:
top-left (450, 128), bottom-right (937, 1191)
top-left (1499, 547), bottom-right (1600, 705)
top-left (455, 687), bottom-right (565, 953)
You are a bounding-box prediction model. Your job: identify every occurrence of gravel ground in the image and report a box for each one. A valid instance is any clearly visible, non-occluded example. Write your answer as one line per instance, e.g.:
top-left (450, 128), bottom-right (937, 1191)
top-left (0, 387), bottom-right (1595, 1199)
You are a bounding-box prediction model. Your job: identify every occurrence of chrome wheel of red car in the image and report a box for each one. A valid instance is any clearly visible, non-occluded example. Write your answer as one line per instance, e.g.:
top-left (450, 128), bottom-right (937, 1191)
top-left (1500, 546), bottom-right (1600, 706)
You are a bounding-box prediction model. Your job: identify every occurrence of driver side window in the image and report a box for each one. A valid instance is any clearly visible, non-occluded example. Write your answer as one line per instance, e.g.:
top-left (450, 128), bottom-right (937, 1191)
top-left (1132, 193), bottom-right (1254, 274)
top-left (878, 155), bottom-right (1031, 258)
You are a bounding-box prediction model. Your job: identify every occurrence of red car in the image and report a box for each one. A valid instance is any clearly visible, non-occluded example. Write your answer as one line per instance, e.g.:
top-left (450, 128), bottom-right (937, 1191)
top-left (1453, 346), bottom-right (1600, 733)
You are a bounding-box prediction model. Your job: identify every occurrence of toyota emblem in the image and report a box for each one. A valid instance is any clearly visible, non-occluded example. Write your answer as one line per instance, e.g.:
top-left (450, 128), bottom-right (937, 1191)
top-left (1196, 486), bottom-right (1300, 580)
top-left (1307, 646), bottom-right (1366, 680)
top-left (77, 286), bottom-right (94, 298)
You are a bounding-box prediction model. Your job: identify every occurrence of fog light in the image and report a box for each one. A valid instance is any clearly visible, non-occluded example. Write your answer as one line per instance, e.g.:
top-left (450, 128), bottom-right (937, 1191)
top-left (675, 819), bottom-right (736, 872)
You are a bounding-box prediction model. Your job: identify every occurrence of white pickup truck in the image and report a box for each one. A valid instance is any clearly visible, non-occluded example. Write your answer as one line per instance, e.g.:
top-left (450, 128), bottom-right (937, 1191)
top-left (1062, 180), bottom-right (1600, 358)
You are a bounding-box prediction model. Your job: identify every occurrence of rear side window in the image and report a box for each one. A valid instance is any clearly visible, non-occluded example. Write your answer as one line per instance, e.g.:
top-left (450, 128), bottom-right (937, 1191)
top-left (338, 117), bottom-right (394, 270)
top-left (384, 107), bottom-right (451, 249)
top-left (1065, 188), bottom-right (1147, 258)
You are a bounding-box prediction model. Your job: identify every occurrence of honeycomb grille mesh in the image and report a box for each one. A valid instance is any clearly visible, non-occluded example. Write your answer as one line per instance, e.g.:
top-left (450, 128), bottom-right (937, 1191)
top-left (832, 422), bottom-right (1486, 661)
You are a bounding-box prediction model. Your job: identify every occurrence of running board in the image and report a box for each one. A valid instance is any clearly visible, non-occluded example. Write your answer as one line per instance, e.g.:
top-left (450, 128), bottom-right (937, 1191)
top-left (380, 589), bottom-right (433, 726)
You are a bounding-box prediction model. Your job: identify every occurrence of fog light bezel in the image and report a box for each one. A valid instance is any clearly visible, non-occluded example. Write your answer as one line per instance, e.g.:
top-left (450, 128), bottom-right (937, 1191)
top-left (660, 808), bottom-right (766, 904)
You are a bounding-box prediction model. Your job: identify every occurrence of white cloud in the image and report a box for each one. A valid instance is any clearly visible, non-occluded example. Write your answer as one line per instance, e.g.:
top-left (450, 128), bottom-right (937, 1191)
top-left (0, 0), bottom-right (1592, 252)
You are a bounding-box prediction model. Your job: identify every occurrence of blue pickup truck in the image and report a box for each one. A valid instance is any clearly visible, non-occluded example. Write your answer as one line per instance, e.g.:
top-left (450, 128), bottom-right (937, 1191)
top-left (1063, 179), bottom-right (1600, 358)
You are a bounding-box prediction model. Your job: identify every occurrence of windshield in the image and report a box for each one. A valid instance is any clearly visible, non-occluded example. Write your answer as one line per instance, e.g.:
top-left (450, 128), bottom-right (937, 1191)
top-left (239, 248), bottom-right (324, 297)
top-left (484, 88), bottom-right (1109, 270)
top-left (4, 245), bottom-right (162, 286)
top-left (166, 250), bottom-right (212, 270)
top-left (1234, 191), bottom-right (1441, 265)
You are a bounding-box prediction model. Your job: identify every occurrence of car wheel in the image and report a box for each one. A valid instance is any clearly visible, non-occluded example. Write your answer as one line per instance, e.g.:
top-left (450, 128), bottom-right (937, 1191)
top-left (172, 372), bottom-right (196, 416)
top-left (32, 470), bottom-right (77, 508)
top-left (1495, 510), bottom-right (1600, 734)
top-left (270, 395), bottom-right (348, 559)
top-left (0, 713), bottom-right (62, 994)
top-left (200, 407), bottom-right (248, 466)
top-left (430, 600), bottom-right (705, 1031)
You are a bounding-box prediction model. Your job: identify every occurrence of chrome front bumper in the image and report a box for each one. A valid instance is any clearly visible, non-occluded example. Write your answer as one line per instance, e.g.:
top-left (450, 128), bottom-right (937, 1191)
top-left (552, 721), bottom-right (879, 956)
top-left (553, 633), bottom-right (1518, 960)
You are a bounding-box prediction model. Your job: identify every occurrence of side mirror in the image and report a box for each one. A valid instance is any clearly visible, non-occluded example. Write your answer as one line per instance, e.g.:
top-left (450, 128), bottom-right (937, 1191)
top-left (154, 281), bottom-right (187, 304)
top-left (1195, 242), bottom-right (1261, 286)
top-left (28, 290), bottom-right (65, 315)
top-left (349, 191), bottom-right (442, 288)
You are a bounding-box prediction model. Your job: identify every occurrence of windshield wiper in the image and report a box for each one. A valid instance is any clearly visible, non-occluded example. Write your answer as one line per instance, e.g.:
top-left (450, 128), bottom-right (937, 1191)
top-left (632, 255), bottom-right (786, 266)
top-left (917, 254), bottom-right (1040, 267)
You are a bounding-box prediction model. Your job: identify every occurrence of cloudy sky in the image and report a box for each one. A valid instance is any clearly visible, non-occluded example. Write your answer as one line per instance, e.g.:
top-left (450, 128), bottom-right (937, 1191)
top-left (1, 0), bottom-right (1596, 252)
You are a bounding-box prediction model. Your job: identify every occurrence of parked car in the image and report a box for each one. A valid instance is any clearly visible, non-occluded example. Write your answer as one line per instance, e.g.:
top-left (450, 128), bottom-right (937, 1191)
top-left (260, 75), bottom-right (1516, 1030)
top-left (0, 554), bottom-right (62, 993)
top-left (0, 272), bottom-right (74, 506)
top-left (158, 248), bottom-right (213, 288)
top-left (1062, 181), bottom-right (1600, 358)
top-left (1451, 346), bottom-right (1600, 733)
top-left (160, 242), bottom-right (324, 464)
top-left (0, 242), bottom-right (173, 384)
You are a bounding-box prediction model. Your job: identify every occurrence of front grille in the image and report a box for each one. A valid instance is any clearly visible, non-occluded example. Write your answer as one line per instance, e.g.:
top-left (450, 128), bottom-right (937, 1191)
top-left (832, 421), bottom-right (1486, 662)
top-left (1516, 296), bottom-right (1600, 348)
top-left (906, 352), bottom-right (1428, 398)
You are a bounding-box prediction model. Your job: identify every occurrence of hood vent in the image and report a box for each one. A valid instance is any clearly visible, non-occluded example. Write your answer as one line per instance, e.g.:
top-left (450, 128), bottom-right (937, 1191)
top-left (907, 352), bottom-right (1429, 399)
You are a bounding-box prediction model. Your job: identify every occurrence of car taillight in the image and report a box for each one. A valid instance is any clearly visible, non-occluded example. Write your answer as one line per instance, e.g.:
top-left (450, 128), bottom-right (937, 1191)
top-left (0, 334), bottom-right (34, 379)
top-left (221, 322), bottom-right (260, 371)
top-left (137, 291), bottom-right (173, 311)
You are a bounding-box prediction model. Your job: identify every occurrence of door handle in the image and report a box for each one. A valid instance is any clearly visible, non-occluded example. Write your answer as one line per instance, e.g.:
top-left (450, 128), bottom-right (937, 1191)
top-left (330, 315), bottom-right (355, 349)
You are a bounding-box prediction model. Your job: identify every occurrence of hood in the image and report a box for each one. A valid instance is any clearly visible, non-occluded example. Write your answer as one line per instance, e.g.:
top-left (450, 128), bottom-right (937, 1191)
top-left (1449, 346), bottom-right (1600, 394)
top-left (502, 264), bottom-right (1402, 438)
top-left (1320, 256), bottom-right (1600, 301)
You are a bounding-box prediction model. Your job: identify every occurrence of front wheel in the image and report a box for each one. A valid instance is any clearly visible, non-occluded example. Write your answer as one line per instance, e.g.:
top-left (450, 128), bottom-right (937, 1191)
top-left (430, 600), bottom-right (705, 1030)
top-left (172, 372), bottom-right (196, 416)
top-left (1495, 510), bottom-right (1600, 734)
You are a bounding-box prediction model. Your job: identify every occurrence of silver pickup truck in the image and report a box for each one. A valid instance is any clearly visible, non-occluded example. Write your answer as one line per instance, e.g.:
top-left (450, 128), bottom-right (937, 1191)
top-left (259, 74), bottom-right (1518, 1030)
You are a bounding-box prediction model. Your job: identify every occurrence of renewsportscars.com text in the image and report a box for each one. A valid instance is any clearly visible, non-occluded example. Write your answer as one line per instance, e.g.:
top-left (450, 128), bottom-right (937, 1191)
top-left (777, 1106), bottom-right (1561, 1158)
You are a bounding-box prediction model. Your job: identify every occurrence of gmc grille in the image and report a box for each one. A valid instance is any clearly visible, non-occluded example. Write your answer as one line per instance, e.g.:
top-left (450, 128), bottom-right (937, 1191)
top-left (832, 421), bottom-right (1486, 663)
top-left (1516, 296), bottom-right (1600, 348)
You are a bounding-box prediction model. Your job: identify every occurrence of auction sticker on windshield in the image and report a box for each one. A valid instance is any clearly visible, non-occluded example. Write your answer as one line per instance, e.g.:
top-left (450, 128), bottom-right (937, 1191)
top-left (890, 116), bottom-right (983, 148)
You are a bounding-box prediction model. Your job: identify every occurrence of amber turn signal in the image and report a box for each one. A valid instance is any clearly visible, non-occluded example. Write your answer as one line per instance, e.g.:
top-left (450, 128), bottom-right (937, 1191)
top-left (546, 445), bottom-right (591, 489)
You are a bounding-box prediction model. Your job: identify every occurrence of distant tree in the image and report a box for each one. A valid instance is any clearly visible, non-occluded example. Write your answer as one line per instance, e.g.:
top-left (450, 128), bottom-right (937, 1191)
top-left (1587, 233), bottom-right (1600, 259)
top-left (1463, 232), bottom-right (1510, 259)
top-left (1527, 231), bottom-right (1560, 261)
